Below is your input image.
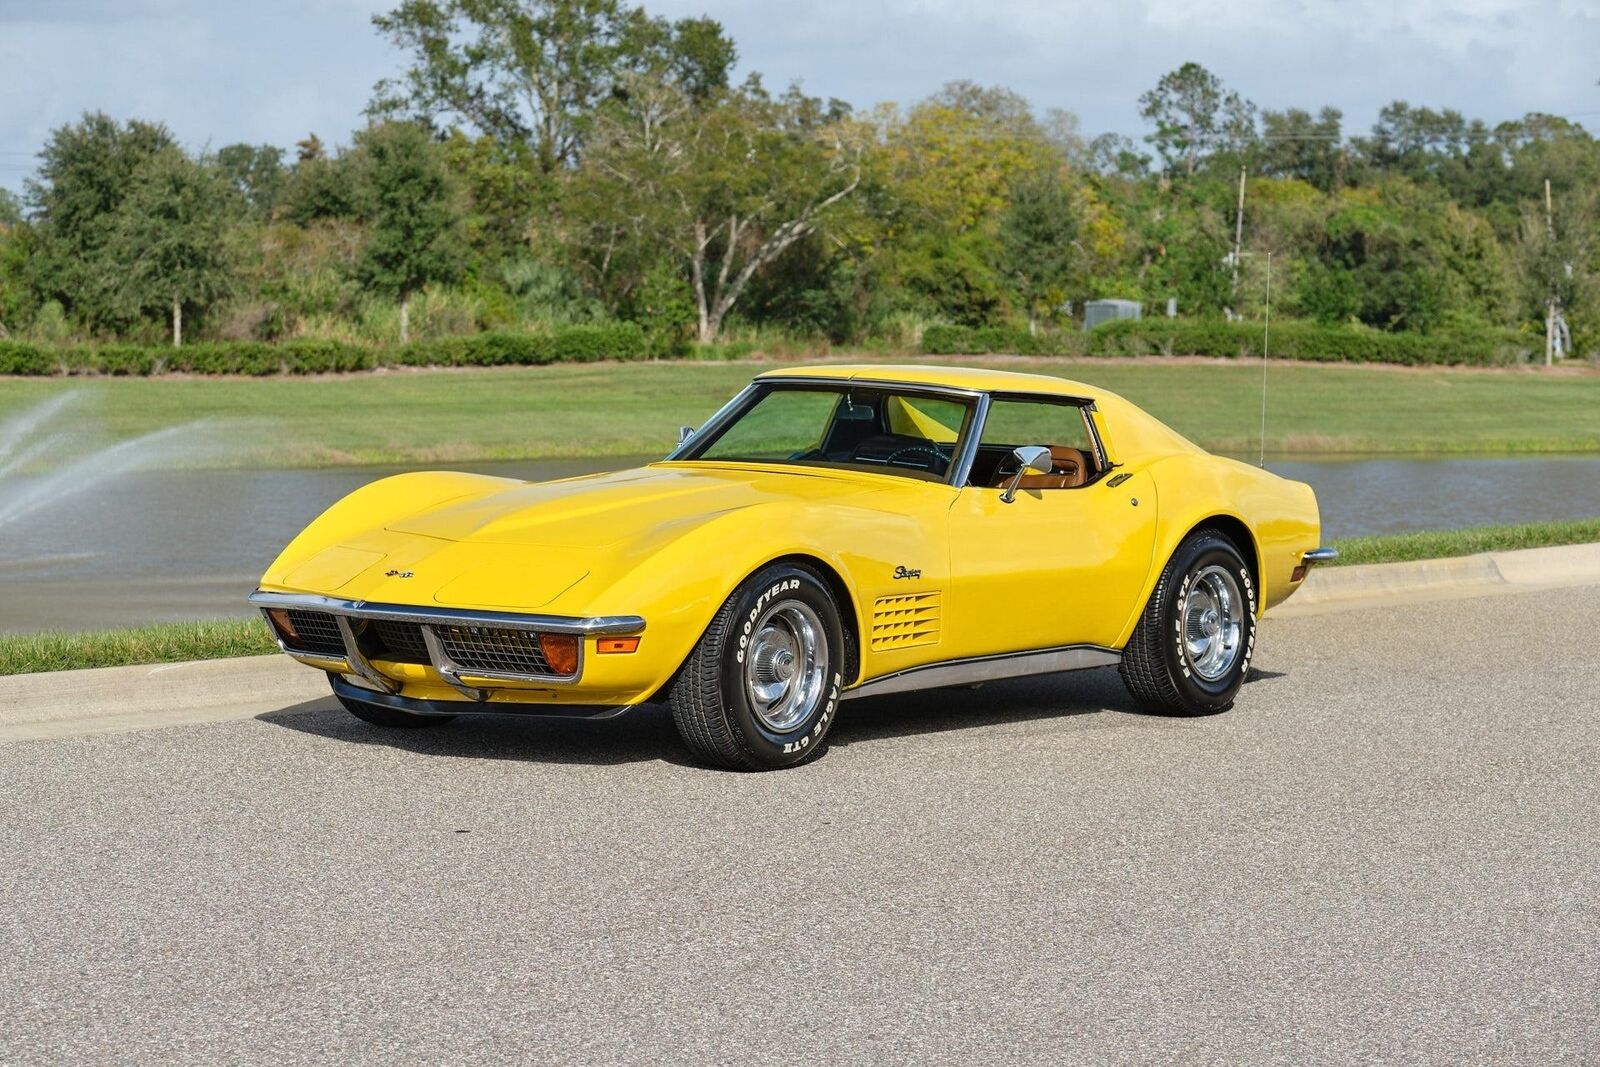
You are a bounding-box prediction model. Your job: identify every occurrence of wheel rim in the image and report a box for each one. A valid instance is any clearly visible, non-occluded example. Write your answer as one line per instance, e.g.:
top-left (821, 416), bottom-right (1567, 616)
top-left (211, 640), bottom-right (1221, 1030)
top-left (743, 599), bottom-right (828, 732)
top-left (1182, 564), bottom-right (1245, 682)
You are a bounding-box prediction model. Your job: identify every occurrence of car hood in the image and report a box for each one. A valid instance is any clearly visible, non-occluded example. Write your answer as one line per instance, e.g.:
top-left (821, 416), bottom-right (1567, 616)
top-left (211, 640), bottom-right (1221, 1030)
top-left (385, 462), bottom-right (885, 548)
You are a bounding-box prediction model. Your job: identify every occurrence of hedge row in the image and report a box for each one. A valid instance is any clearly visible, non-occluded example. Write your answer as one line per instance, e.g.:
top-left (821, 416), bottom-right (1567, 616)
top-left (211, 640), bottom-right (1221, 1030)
top-left (0, 323), bottom-right (652, 377)
top-left (922, 319), bottom-right (1535, 366)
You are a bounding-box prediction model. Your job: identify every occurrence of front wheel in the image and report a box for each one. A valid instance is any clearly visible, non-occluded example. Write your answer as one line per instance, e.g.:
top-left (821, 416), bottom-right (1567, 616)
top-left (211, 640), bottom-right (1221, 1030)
top-left (1119, 532), bottom-right (1257, 716)
top-left (669, 564), bottom-right (846, 770)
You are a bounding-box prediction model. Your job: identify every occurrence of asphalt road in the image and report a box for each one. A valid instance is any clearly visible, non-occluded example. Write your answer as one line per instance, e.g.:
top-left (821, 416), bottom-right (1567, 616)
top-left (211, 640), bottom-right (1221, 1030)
top-left (2, 586), bottom-right (1596, 1065)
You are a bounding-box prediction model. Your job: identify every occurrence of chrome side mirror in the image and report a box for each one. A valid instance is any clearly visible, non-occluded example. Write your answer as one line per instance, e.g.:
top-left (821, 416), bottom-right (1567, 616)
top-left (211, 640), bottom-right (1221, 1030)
top-left (677, 425), bottom-right (696, 446)
top-left (1000, 445), bottom-right (1053, 504)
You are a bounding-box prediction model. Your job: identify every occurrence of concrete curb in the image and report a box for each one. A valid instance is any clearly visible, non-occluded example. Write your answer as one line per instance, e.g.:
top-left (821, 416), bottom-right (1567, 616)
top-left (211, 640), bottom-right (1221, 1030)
top-left (0, 654), bottom-right (329, 741)
top-left (1, 541), bottom-right (1595, 741)
top-left (1274, 541), bottom-right (1600, 617)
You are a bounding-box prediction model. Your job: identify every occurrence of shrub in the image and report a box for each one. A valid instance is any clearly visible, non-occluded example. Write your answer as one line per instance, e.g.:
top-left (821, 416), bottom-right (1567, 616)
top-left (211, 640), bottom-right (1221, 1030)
top-left (922, 318), bottom-right (1534, 367)
top-left (0, 340), bottom-right (52, 375)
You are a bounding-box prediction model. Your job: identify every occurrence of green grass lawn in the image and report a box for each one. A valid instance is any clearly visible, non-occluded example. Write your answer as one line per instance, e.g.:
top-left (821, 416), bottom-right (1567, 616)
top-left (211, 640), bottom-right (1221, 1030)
top-left (3, 357), bottom-right (1599, 469)
top-left (1329, 517), bottom-right (1600, 566)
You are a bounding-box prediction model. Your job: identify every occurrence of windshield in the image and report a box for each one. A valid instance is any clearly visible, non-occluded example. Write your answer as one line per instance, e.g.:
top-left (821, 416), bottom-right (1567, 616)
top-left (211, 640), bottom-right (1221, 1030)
top-left (677, 382), bottom-right (974, 482)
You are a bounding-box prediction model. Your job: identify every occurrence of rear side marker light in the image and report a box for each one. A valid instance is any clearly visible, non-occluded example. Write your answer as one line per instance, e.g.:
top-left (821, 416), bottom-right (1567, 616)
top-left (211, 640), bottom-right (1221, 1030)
top-left (265, 608), bottom-right (300, 645)
top-left (538, 633), bottom-right (580, 675)
top-left (1291, 564), bottom-right (1309, 583)
top-left (597, 637), bottom-right (641, 655)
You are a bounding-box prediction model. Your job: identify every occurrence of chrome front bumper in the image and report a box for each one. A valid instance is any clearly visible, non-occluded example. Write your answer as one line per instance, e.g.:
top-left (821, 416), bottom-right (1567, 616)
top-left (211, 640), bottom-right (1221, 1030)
top-left (248, 590), bottom-right (645, 701)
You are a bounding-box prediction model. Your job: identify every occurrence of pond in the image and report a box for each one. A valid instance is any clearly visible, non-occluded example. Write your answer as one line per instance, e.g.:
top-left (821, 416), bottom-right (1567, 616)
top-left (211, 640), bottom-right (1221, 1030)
top-left (2, 454), bottom-right (1597, 633)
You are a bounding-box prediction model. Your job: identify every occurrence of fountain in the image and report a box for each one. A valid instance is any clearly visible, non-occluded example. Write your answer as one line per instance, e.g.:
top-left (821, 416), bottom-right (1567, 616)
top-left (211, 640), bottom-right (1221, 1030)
top-left (0, 392), bottom-right (208, 531)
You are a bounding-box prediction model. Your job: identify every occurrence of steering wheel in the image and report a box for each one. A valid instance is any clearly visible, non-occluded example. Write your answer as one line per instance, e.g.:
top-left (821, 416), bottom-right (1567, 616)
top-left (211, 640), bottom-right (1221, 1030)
top-left (883, 444), bottom-right (949, 474)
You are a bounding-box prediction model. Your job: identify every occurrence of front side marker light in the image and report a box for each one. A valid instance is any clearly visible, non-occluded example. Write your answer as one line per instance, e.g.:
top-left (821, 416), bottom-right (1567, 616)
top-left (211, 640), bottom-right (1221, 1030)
top-left (597, 636), bottom-right (641, 655)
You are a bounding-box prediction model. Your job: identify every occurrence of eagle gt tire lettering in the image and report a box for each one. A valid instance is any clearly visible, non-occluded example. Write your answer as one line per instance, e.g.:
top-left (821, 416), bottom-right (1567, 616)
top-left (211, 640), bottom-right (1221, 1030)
top-left (670, 564), bottom-right (845, 771)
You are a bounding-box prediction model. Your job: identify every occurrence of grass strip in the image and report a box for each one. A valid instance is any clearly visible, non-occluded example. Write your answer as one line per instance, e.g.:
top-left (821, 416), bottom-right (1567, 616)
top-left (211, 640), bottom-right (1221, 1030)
top-left (0, 619), bottom-right (276, 676)
top-left (1329, 517), bottom-right (1600, 566)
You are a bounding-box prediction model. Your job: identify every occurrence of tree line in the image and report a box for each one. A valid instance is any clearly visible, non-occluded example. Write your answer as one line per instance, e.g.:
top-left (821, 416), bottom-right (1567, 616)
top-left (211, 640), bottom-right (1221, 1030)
top-left (0, 0), bottom-right (1595, 357)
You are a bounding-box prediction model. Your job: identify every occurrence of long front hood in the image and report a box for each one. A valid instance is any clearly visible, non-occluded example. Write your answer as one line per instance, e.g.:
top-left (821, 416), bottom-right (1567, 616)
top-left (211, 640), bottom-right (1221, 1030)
top-left (386, 463), bottom-right (881, 547)
top-left (267, 463), bottom-right (888, 612)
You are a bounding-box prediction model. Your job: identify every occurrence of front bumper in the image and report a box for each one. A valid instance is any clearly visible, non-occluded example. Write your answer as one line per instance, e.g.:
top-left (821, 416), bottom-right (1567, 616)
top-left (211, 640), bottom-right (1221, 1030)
top-left (249, 590), bottom-right (646, 702)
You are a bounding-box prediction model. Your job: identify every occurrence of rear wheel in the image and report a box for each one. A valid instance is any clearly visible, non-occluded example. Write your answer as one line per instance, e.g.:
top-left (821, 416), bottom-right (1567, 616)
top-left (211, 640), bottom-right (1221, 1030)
top-left (1119, 532), bottom-right (1256, 716)
top-left (669, 564), bottom-right (845, 770)
top-left (334, 687), bottom-right (455, 729)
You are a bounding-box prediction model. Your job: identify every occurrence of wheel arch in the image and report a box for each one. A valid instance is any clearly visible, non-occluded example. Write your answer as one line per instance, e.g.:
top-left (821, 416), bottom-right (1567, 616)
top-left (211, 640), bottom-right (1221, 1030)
top-left (1184, 513), bottom-right (1261, 609)
top-left (764, 552), bottom-right (863, 687)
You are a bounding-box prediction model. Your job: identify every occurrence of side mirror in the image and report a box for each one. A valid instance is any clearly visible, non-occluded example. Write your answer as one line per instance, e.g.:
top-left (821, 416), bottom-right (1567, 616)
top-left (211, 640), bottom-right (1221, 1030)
top-left (677, 425), bottom-right (696, 446)
top-left (1000, 445), bottom-right (1053, 504)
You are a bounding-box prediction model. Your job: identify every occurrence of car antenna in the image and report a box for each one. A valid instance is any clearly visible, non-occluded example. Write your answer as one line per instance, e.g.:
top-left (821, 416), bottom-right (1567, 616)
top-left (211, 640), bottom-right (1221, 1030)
top-left (1259, 251), bottom-right (1272, 469)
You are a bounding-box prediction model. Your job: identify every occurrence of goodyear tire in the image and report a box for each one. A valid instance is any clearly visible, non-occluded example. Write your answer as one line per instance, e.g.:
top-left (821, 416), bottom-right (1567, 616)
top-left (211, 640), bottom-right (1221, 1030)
top-left (669, 564), bottom-right (845, 770)
top-left (1119, 532), bottom-right (1256, 716)
top-left (334, 690), bottom-right (455, 729)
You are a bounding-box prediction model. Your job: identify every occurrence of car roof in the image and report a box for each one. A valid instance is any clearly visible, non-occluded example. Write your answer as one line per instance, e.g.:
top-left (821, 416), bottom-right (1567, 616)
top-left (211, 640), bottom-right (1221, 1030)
top-left (756, 363), bottom-right (1103, 399)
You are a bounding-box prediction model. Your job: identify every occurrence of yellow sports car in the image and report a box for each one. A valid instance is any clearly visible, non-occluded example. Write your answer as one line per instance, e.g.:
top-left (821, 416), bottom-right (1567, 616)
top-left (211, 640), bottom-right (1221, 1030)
top-left (251, 364), bottom-right (1333, 770)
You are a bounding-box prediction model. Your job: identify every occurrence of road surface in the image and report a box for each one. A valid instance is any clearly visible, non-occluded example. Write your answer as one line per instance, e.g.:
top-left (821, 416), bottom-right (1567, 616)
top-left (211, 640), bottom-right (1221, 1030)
top-left (2, 585), bottom-right (1596, 1064)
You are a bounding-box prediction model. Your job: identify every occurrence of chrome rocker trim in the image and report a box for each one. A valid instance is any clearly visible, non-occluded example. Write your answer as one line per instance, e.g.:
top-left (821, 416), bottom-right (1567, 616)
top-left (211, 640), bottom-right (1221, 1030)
top-left (843, 643), bottom-right (1121, 701)
top-left (249, 590), bottom-right (646, 700)
top-left (1302, 547), bottom-right (1339, 564)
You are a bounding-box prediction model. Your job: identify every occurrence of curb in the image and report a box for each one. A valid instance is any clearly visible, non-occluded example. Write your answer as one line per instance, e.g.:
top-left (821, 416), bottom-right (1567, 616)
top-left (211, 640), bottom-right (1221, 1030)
top-left (1275, 541), bottom-right (1600, 617)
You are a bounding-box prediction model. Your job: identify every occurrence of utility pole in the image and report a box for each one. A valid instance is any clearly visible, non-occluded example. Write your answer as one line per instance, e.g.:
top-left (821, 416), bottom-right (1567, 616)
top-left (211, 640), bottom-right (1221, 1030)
top-left (1545, 178), bottom-right (1557, 368)
top-left (1229, 164), bottom-right (1246, 316)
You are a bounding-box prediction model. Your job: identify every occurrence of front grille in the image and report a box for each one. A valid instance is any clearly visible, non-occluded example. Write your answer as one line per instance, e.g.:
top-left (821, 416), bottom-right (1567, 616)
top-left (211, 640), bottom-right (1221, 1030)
top-left (285, 609), bottom-right (346, 657)
top-left (436, 624), bottom-right (560, 676)
top-left (368, 620), bottom-right (430, 664)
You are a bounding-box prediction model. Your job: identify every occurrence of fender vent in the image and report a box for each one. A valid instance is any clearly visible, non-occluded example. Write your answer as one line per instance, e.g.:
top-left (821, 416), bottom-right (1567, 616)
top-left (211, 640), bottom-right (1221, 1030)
top-left (870, 592), bottom-right (942, 652)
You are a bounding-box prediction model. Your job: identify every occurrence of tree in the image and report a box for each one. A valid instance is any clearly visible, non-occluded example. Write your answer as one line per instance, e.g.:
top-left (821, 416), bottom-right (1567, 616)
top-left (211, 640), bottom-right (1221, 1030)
top-left (575, 76), bottom-right (864, 342)
top-left (214, 143), bottom-right (287, 218)
top-left (1138, 63), bottom-right (1256, 176)
top-left (352, 121), bottom-right (465, 342)
top-left (1257, 107), bottom-right (1345, 190)
top-left (26, 112), bottom-right (176, 331)
top-left (371, 0), bottom-right (736, 171)
top-left (995, 169), bottom-right (1080, 333)
top-left (0, 188), bottom-right (20, 229)
top-left (107, 148), bottom-right (238, 346)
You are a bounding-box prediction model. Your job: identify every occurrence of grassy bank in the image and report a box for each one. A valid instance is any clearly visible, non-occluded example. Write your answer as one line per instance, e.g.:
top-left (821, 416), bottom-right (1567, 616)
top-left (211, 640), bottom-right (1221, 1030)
top-left (1329, 517), bottom-right (1600, 567)
top-left (3, 518), bottom-right (1595, 676)
top-left (4, 357), bottom-right (1600, 469)
top-left (0, 620), bottom-right (276, 676)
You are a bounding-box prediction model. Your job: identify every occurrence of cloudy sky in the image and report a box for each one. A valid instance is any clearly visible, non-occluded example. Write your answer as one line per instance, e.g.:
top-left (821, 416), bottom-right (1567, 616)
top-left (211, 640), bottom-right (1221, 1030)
top-left (2, 0), bottom-right (1598, 191)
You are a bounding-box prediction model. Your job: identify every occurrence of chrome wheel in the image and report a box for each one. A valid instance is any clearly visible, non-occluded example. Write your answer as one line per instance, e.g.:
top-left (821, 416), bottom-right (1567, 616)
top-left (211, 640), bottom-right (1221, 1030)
top-left (1182, 564), bottom-right (1244, 682)
top-left (743, 599), bottom-right (828, 732)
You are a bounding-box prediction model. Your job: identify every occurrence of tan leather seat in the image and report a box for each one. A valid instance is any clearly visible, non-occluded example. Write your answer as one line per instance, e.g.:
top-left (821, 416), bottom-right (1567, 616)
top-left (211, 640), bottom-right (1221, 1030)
top-left (989, 446), bottom-right (1090, 491)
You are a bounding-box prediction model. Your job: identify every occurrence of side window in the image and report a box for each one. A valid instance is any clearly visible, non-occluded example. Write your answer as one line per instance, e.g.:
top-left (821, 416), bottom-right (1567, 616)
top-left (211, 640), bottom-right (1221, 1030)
top-left (968, 399), bottom-right (1099, 489)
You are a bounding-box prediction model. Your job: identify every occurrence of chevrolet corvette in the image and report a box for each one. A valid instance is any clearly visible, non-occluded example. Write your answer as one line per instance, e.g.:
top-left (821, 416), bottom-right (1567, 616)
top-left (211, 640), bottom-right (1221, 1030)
top-left (250, 364), bottom-right (1334, 769)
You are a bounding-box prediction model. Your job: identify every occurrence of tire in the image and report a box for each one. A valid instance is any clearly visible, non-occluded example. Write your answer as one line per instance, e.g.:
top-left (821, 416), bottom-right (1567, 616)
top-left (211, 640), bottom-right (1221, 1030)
top-left (1119, 531), bottom-right (1257, 716)
top-left (335, 691), bottom-right (456, 729)
top-left (669, 563), bottom-right (846, 770)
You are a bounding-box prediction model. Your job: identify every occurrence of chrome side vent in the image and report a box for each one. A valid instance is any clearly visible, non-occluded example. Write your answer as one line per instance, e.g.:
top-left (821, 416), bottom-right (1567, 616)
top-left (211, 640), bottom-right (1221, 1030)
top-left (870, 592), bottom-right (942, 652)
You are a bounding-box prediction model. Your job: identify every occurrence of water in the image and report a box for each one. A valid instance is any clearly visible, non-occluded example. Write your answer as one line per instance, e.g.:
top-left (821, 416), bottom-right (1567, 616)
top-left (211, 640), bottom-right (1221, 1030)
top-left (1, 443), bottom-right (1597, 633)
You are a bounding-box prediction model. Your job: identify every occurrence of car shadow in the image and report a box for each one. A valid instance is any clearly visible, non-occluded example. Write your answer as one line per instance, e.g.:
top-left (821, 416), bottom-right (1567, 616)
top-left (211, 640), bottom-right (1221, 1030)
top-left (256, 665), bottom-right (1230, 768)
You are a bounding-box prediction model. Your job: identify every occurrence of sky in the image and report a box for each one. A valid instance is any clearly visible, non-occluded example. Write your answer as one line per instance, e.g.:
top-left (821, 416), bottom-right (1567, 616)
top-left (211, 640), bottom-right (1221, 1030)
top-left (3, 0), bottom-right (1598, 193)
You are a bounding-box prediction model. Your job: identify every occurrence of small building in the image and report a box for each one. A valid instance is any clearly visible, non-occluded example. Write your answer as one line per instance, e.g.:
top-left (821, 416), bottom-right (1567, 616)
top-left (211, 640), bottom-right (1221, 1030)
top-left (1083, 299), bottom-right (1142, 331)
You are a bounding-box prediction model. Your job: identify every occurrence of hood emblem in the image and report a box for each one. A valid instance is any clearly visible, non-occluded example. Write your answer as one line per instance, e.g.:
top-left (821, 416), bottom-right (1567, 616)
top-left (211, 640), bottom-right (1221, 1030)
top-left (385, 569), bottom-right (414, 579)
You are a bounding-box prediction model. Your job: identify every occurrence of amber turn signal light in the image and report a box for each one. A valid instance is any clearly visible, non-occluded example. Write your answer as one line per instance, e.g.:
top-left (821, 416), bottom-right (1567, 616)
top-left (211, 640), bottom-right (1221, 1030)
top-left (265, 607), bottom-right (299, 646)
top-left (596, 636), bottom-right (641, 655)
top-left (538, 633), bottom-right (580, 675)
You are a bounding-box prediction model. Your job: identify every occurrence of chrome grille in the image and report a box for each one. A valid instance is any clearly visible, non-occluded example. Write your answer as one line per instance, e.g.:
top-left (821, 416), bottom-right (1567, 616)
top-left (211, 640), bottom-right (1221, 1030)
top-left (285, 609), bottom-right (345, 657)
top-left (369, 620), bottom-right (430, 664)
top-left (436, 625), bottom-right (559, 676)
